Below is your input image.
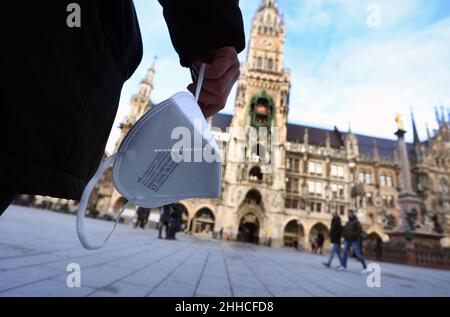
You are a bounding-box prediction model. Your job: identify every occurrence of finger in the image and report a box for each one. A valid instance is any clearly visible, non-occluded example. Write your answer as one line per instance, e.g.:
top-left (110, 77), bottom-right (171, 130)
top-left (187, 68), bottom-right (239, 106)
top-left (191, 71), bottom-right (239, 118)
top-left (192, 47), bottom-right (239, 80)
top-left (200, 64), bottom-right (240, 96)
top-left (187, 84), bottom-right (223, 118)
top-left (199, 77), bottom-right (236, 118)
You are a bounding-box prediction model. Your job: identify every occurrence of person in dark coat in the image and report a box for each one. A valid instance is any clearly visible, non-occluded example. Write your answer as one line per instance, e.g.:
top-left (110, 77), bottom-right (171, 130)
top-left (158, 204), bottom-right (171, 239)
top-left (339, 210), bottom-right (368, 273)
top-left (316, 232), bottom-right (325, 255)
top-left (134, 207), bottom-right (150, 229)
top-left (167, 203), bottom-right (183, 240)
top-left (0, 1), bottom-right (245, 216)
top-left (323, 212), bottom-right (343, 268)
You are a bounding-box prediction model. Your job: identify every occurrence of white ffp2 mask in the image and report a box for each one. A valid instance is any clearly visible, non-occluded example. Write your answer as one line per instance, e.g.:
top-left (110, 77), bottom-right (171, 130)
top-left (76, 64), bottom-right (221, 250)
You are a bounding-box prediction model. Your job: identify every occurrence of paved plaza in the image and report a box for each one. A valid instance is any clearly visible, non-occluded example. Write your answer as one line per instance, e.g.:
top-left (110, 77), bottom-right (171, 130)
top-left (0, 206), bottom-right (449, 297)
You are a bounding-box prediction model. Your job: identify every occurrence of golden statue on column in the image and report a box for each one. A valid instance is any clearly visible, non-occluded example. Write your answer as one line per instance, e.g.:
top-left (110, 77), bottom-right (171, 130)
top-left (395, 114), bottom-right (404, 131)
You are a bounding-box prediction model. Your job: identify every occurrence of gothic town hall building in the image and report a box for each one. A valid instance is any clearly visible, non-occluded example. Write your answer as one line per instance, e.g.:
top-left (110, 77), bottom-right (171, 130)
top-left (90, 0), bottom-right (450, 250)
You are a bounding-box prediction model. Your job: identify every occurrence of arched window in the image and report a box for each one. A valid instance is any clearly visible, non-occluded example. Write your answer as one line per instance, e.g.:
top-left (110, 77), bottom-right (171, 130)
top-left (249, 90), bottom-right (274, 128)
top-left (359, 169), bottom-right (373, 184)
top-left (380, 174), bottom-right (386, 187)
top-left (267, 58), bottom-right (274, 70)
top-left (192, 208), bottom-right (215, 236)
top-left (257, 57), bottom-right (262, 68)
top-left (245, 190), bottom-right (262, 205)
top-left (386, 173), bottom-right (393, 187)
top-left (359, 169), bottom-right (365, 183)
top-left (365, 172), bottom-right (372, 184)
top-left (249, 166), bottom-right (263, 182)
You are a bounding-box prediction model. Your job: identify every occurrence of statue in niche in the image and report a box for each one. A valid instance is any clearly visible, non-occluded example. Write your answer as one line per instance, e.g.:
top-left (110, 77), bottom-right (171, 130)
top-left (383, 212), bottom-right (396, 230)
top-left (351, 184), bottom-right (365, 209)
top-left (405, 208), bottom-right (418, 232)
top-left (431, 214), bottom-right (444, 234)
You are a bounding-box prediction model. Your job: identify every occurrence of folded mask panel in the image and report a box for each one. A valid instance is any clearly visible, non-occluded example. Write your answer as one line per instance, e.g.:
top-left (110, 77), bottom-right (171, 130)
top-left (112, 92), bottom-right (222, 208)
top-left (76, 64), bottom-right (222, 250)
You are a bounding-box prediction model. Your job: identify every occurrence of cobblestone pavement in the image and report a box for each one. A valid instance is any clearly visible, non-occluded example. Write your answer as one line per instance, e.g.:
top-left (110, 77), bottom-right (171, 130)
top-left (0, 206), bottom-right (449, 297)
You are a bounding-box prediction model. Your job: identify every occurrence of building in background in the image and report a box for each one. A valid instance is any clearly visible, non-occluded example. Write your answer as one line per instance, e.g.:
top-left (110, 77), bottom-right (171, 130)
top-left (26, 0), bottom-right (450, 253)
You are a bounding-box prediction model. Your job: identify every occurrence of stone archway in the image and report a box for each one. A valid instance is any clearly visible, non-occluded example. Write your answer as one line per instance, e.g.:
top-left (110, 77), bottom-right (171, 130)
top-left (236, 189), bottom-right (266, 244)
top-left (283, 220), bottom-right (305, 249)
top-left (192, 208), bottom-right (215, 238)
top-left (244, 189), bottom-right (263, 206)
top-left (364, 232), bottom-right (384, 261)
top-left (238, 213), bottom-right (260, 244)
top-left (309, 222), bottom-right (330, 253)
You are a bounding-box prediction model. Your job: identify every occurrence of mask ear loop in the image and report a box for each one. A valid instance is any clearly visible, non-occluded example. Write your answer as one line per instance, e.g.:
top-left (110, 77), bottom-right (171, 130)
top-left (77, 152), bottom-right (129, 250)
top-left (195, 63), bottom-right (206, 103)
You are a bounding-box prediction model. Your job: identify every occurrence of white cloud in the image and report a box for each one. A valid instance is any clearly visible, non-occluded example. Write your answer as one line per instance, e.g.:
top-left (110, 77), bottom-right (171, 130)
top-left (288, 16), bottom-right (450, 142)
top-left (107, 0), bottom-right (450, 153)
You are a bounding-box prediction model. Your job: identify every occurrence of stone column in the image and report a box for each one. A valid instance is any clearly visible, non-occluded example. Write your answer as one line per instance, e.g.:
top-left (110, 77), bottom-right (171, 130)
top-left (395, 128), bottom-right (422, 235)
top-left (395, 130), bottom-right (413, 195)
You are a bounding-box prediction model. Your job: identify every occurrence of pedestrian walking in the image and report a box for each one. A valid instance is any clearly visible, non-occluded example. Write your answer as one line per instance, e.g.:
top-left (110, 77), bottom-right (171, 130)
top-left (310, 238), bottom-right (317, 254)
top-left (316, 232), bottom-right (325, 255)
top-left (158, 204), bottom-right (171, 239)
top-left (323, 212), bottom-right (343, 268)
top-left (167, 203), bottom-right (182, 240)
top-left (338, 210), bottom-right (368, 273)
top-left (134, 207), bottom-right (150, 229)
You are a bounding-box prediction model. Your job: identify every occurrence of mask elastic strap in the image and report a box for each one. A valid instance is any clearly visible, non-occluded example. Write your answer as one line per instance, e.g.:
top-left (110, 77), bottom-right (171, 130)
top-left (195, 63), bottom-right (206, 102)
top-left (77, 152), bottom-right (128, 250)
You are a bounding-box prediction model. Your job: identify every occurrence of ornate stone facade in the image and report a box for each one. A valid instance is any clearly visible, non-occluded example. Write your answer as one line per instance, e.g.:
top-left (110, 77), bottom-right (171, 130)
top-left (92, 0), bottom-right (449, 250)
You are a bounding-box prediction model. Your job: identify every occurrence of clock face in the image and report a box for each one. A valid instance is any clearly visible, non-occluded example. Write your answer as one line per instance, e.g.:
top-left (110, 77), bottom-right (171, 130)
top-left (260, 39), bottom-right (273, 49)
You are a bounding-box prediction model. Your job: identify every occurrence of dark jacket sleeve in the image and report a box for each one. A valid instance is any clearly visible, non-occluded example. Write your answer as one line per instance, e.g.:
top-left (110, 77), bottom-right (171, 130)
top-left (158, 0), bottom-right (245, 67)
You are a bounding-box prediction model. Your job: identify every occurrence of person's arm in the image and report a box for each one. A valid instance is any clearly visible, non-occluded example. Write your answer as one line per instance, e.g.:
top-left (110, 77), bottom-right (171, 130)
top-left (158, 0), bottom-right (245, 67)
top-left (158, 0), bottom-right (245, 117)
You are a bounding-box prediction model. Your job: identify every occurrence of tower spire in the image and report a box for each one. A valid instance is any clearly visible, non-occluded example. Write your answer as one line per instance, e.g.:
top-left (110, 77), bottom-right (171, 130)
top-left (435, 107), bottom-right (442, 126)
top-left (135, 56), bottom-right (157, 99)
top-left (146, 56), bottom-right (157, 84)
top-left (425, 123), bottom-right (431, 139)
top-left (260, 0), bottom-right (277, 9)
top-left (410, 109), bottom-right (420, 144)
top-left (441, 105), bottom-right (446, 124)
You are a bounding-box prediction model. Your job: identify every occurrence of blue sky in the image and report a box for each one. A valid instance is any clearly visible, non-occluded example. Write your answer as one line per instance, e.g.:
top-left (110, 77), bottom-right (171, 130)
top-left (106, 0), bottom-right (450, 152)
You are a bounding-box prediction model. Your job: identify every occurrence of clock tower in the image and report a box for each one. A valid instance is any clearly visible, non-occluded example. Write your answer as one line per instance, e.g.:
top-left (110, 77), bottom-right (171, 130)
top-left (216, 0), bottom-right (291, 247)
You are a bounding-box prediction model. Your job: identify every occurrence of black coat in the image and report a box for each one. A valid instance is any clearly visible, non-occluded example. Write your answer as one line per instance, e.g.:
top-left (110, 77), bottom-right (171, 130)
top-left (330, 216), bottom-right (342, 244)
top-left (160, 205), bottom-right (171, 223)
top-left (316, 232), bottom-right (325, 246)
top-left (343, 216), bottom-right (363, 242)
top-left (1, 0), bottom-right (245, 199)
top-left (170, 203), bottom-right (183, 221)
top-left (136, 207), bottom-right (150, 220)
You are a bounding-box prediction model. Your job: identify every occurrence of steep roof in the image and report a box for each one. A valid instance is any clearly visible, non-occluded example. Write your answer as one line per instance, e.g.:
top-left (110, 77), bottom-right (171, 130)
top-left (211, 113), bottom-right (413, 159)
